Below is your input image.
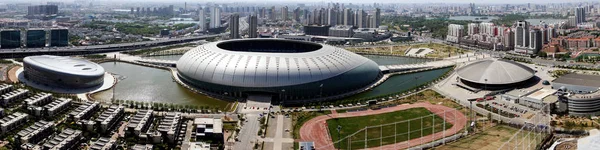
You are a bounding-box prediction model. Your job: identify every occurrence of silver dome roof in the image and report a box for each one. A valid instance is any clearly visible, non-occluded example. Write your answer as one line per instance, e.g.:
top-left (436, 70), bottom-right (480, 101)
top-left (457, 59), bottom-right (535, 85)
top-left (177, 39), bottom-right (380, 88)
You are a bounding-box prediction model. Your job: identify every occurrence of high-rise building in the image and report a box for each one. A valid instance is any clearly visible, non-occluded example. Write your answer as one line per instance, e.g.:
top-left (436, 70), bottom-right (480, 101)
top-left (503, 29), bottom-right (515, 50)
top-left (269, 6), bottom-right (276, 20)
top-left (343, 8), bottom-right (353, 26)
top-left (210, 7), bottom-right (221, 28)
top-left (327, 8), bottom-right (337, 26)
top-left (479, 22), bottom-right (495, 35)
top-left (375, 8), bottom-right (381, 27)
top-left (249, 15), bottom-right (258, 38)
top-left (1, 30), bottom-right (21, 49)
top-left (229, 14), bottom-right (240, 39)
top-left (26, 5), bottom-right (58, 20)
top-left (198, 8), bottom-right (206, 31)
top-left (467, 23), bottom-right (479, 36)
top-left (567, 16), bottom-right (577, 27)
top-left (26, 29), bottom-right (46, 48)
top-left (514, 21), bottom-right (530, 48)
top-left (49, 29), bottom-right (68, 47)
top-left (260, 7), bottom-right (266, 18)
top-left (355, 9), bottom-right (366, 28)
top-left (293, 7), bottom-right (301, 22)
top-left (366, 15), bottom-right (374, 28)
top-left (281, 6), bottom-right (289, 21)
top-left (528, 29), bottom-right (542, 54)
top-left (576, 7), bottom-right (586, 24)
top-left (446, 24), bottom-right (464, 43)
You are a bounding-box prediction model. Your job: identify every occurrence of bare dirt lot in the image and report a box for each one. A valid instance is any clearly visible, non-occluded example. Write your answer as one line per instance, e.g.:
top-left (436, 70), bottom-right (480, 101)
top-left (434, 125), bottom-right (543, 150)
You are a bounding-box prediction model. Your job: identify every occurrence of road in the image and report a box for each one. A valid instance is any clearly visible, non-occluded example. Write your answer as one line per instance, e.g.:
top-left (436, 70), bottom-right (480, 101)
top-left (0, 33), bottom-right (228, 58)
top-left (234, 114), bottom-right (261, 150)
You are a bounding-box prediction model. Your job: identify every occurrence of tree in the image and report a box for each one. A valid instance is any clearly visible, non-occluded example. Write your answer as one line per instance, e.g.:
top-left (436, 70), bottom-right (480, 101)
top-left (538, 51), bottom-right (547, 58)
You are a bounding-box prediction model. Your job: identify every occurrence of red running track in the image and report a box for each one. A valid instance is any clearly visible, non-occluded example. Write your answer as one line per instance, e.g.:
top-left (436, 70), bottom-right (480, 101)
top-left (299, 102), bottom-right (467, 150)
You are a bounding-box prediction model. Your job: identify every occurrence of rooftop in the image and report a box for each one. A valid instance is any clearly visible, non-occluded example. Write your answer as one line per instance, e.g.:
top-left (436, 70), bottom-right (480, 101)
top-left (553, 73), bottom-right (600, 88)
top-left (42, 128), bottom-right (81, 149)
top-left (23, 55), bottom-right (105, 77)
top-left (457, 59), bottom-right (535, 85)
top-left (16, 120), bottom-right (54, 141)
top-left (90, 137), bottom-right (116, 150)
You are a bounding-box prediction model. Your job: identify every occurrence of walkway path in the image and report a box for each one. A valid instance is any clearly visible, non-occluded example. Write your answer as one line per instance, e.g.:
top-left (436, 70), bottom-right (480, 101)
top-left (299, 102), bottom-right (466, 150)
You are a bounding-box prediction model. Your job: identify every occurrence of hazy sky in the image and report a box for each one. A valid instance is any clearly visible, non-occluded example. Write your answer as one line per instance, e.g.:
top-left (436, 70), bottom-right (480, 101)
top-left (2, 0), bottom-right (596, 4)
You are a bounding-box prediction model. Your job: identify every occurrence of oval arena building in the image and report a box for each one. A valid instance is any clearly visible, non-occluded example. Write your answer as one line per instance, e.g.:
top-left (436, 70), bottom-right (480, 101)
top-left (23, 55), bottom-right (105, 88)
top-left (176, 39), bottom-right (382, 102)
top-left (456, 59), bottom-right (535, 89)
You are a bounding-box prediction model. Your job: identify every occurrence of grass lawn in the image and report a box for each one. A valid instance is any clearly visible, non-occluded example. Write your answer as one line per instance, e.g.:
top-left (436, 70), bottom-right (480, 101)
top-left (327, 107), bottom-right (452, 149)
top-left (434, 125), bottom-right (545, 150)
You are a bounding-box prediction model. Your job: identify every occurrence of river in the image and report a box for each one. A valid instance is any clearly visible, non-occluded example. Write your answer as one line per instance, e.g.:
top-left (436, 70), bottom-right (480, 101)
top-left (94, 54), bottom-right (448, 108)
top-left (92, 62), bottom-right (229, 109)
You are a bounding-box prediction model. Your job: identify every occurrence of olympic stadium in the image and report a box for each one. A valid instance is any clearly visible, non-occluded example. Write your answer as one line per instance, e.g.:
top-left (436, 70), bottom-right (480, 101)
top-left (23, 55), bottom-right (106, 89)
top-left (176, 39), bottom-right (383, 102)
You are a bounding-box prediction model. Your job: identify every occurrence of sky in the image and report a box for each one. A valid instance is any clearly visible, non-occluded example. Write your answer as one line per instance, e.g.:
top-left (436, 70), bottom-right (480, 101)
top-left (2, 0), bottom-right (597, 4)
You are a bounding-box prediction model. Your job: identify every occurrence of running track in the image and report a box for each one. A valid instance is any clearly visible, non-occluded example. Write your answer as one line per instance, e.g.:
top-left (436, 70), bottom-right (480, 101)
top-left (299, 102), bottom-right (467, 150)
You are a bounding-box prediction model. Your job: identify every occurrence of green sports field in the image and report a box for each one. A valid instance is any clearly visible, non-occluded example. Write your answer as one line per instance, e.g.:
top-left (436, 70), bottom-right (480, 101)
top-left (327, 107), bottom-right (452, 149)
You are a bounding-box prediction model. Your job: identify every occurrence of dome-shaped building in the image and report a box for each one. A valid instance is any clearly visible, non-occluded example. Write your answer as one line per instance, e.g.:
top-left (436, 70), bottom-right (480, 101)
top-left (176, 39), bottom-right (382, 102)
top-left (23, 55), bottom-right (105, 88)
top-left (457, 59), bottom-right (535, 89)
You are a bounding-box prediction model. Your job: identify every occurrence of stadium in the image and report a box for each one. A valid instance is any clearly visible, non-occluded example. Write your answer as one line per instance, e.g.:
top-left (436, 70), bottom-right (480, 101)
top-left (23, 55), bottom-right (105, 88)
top-left (176, 39), bottom-right (382, 102)
top-left (456, 59), bottom-right (536, 90)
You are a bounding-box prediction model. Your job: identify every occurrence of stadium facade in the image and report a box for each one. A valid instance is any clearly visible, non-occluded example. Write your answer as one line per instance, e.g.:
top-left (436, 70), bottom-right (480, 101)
top-left (177, 39), bottom-right (382, 102)
top-left (23, 55), bottom-right (105, 89)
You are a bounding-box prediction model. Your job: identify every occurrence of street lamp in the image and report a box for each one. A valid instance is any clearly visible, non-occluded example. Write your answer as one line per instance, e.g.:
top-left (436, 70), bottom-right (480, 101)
top-left (337, 125), bottom-right (342, 150)
top-left (281, 89), bottom-right (286, 105)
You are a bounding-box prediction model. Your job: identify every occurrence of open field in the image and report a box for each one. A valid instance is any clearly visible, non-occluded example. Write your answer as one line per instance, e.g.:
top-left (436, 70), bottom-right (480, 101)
top-left (327, 107), bottom-right (452, 149)
top-left (346, 45), bottom-right (411, 56)
top-left (411, 43), bottom-right (468, 58)
top-left (433, 125), bottom-right (544, 150)
top-left (300, 102), bottom-right (466, 150)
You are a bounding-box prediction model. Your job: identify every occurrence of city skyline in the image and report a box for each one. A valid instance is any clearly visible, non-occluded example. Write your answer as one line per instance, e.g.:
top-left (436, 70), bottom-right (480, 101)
top-left (0, 0), bottom-right (598, 4)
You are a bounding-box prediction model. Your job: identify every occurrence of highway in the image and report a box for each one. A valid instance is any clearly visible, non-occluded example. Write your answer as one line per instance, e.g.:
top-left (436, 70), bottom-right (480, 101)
top-left (0, 33), bottom-right (227, 58)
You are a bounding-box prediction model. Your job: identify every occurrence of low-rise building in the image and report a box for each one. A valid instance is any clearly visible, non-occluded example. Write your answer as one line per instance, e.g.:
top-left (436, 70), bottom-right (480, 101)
top-left (17, 120), bottom-right (54, 144)
top-left (519, 89), bottom-right (557, 109)
top-left (0, 112), bottom-right (29, 134)
top-left (158, 112), bottom-right (182, 144)
top-left (0, 84), bottom-right (13, 94)
top-left (90, 137), bottom-right (117, 150)
top-left (132, 144), bottom-right (153, 150)
top-left (329, 25), bottom-right (354, 37)
top-left (43, 98), bottom-right (72, 117)
top-left (194, 118), bottom-right (223, 143)
top-left (68, 101), bottom-right (100, 122)
top-left (96, 105), bottom-right (124, 134)
top-left (24, 93), bottom-right (52, 106)
top-left (127, 109), bottom-right (154, 137)
top-left (1, 89), bottom-right (29, 106)
top-left (42, 128), bottom-right (82, 150)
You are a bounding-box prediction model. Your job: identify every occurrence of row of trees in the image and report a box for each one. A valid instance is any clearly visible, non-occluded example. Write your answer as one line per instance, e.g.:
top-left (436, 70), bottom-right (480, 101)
top-left (112, 99), bottom-right (222, 113)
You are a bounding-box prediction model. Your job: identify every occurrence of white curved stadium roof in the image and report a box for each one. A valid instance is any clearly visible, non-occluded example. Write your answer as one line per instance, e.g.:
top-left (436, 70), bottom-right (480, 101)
top-left (24, 55), bottom-right (105, 77)
top-left (177, 39), bottom-right (379, 88)
top-left (457, 59), bottom-right (535, 85)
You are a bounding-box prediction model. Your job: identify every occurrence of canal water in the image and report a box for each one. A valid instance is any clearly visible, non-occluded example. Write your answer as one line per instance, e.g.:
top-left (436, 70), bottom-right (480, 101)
top-left (92, 62), bottom-right (229, 109)
top-left (343, 67), bottom-right (452, 101)
top-left (98, 54), bottom-right (448, 108)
